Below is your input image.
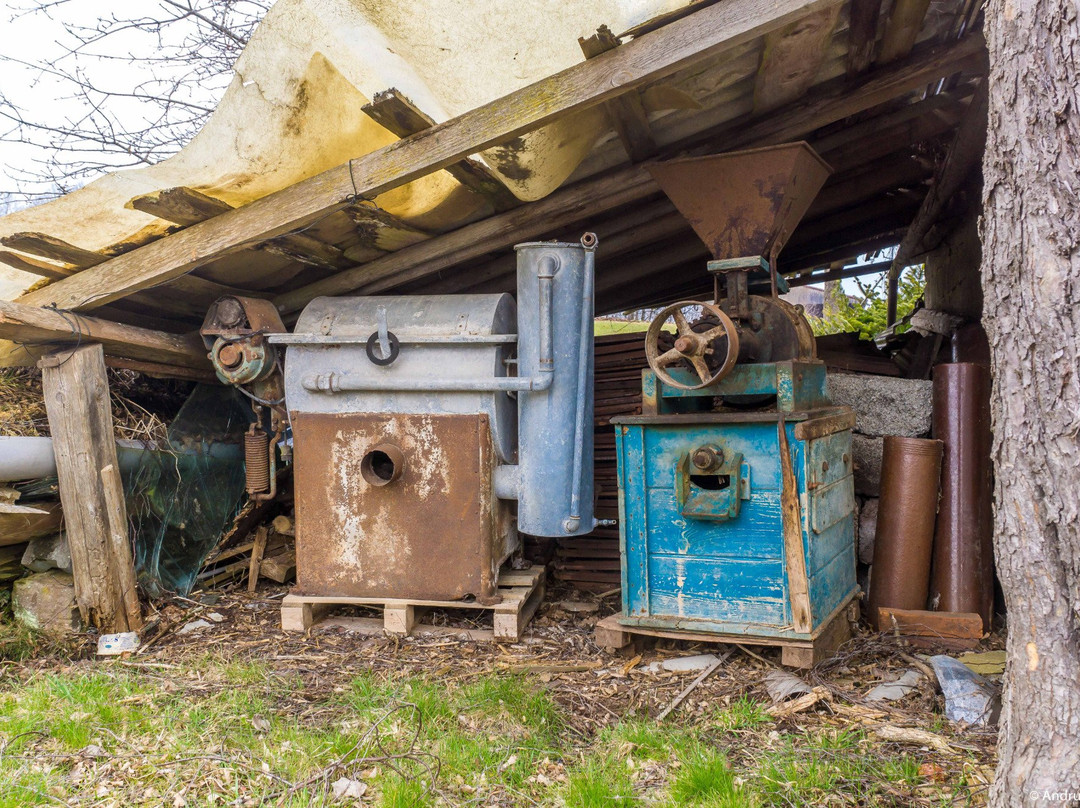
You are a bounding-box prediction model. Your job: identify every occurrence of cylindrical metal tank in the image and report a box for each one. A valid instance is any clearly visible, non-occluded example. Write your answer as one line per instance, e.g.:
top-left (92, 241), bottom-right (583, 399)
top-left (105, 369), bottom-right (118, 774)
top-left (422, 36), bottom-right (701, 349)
top-left (868, 436), bottom-right (943, 628)
top-left (514, 238), bottom-right (597, 537)
top-left (930, 362), bottom-right (994, 629)
top-left (285, 294), bottom-right (518, 463)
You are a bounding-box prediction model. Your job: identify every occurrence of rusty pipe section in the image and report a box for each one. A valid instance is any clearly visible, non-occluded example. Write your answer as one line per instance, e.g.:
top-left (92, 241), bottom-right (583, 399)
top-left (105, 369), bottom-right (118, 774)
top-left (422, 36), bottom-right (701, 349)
top-left (930, 362), bottom-right (994, 629)
top-left (868, 436), bottom-right (943, 628)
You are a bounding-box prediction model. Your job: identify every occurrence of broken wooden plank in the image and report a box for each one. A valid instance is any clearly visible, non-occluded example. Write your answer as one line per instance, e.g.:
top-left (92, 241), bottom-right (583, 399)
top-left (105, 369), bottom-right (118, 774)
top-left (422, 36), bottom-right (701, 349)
top-left (0, 250), bottom-right (76, 281)
top-left (19, 0), bottom-right (843, 313)
top-left (40, 345), bottom-right (132, 632)
top-left (876, 0), bottom-right (932, 64)
top-left (579, 26), bottom-right (658, 162)
top-left (0, 298), bottom-right (210, 369)
top-left (363, 89), bottom-right (519, 210)
top-left (846, 0), bottom-right (885, 75)
top-left (753, 5), bottom-right (842, 112)
top-left (247, 526), bottom-right (269, 594)
top-left (128, 186), bottom-right (233, 225)
top-left (260, 549), bottom-right (296, 584)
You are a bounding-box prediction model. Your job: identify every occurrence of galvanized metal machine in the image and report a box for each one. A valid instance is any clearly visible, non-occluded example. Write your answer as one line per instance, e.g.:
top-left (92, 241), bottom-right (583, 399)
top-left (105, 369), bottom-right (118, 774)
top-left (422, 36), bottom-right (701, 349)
top-left (201, 235), bottom-right (599, 607)
top-left (605, 144), bottom-right (859, 664)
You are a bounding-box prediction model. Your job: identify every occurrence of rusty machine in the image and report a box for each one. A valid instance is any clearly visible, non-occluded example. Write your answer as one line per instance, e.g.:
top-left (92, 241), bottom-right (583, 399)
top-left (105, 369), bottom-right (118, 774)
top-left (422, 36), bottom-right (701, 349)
top-left (608, 143), bottom-right (859, 660)
top-left (201, 235), bottom-right (599, 604)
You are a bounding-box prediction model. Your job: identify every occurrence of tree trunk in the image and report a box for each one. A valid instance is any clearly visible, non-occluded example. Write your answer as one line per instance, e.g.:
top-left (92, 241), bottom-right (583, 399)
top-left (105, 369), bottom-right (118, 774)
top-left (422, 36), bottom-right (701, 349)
top-left (981, 2), bottom-right (1080, 804)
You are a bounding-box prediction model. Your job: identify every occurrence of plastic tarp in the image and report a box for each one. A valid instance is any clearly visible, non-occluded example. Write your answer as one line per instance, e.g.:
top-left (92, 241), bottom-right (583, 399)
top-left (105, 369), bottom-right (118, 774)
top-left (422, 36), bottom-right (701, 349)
top-left (0, 0), bottom-right (689, 300)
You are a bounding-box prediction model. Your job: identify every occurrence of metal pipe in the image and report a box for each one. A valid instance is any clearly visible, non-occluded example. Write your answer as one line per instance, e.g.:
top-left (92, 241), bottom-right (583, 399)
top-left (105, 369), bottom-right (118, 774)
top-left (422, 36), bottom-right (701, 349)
top-left (563, 233), bottom-right (598, 533)
top-left (868, 436), bottom-right (943, 628)
top-left (537, 254), bottom-right (558, 377)
top-left (301, 372), bottom-right (552, 394)
top-left (930, 363), bottom-right (994, 629)
top-left (267, 333), bottom-right (517, 345)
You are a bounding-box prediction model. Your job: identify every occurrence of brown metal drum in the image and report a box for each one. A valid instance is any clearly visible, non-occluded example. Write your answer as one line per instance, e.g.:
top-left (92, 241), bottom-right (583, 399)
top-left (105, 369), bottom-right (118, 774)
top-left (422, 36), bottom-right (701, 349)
top-left (291, 411), bottom-right (515, 602)
top-left (868, 437), bottom-right (943, 628)
top-left (930, 363), bottom-right (994, 629)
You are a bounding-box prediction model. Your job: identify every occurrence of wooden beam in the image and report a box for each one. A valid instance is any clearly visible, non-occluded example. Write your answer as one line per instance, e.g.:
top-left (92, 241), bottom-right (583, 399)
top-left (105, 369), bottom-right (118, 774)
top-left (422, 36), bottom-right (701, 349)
top-left (362, 89), bottom-right (519, 211)
top-left (876, 0), bottom-right (932, 64)
top-left (279, 34), bottom-right (984, 311)
top-left (0, 250), bottom-right (74, 281)
top-left (846, 0), bottom-right (885, 75)
top-left (275, 164), bottom-right (659, 311)
top-left (130, 186), bottom-right (350, 270)
top-left (0, 231), bottom-right (262, 315)
top-left (753, 5), bottom-right (842, 112)
top-left (40, 344), bottom-right (136, 632)
top-left (786, 258), bottom-right (892, 287)
top-left (579, 26), bottom-right (658, 162)
top-left (19, 0), bottom-right (843, 313)
top-left (888, 83), bottom-right (987, 278)
top-left (0, 299), bottom-right (210, 369)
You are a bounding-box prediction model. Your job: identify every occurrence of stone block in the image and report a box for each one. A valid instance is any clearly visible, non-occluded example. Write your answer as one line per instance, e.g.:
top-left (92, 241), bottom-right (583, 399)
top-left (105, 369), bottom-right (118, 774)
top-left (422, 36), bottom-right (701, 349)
top-left (12, 570), bottom-right (80, 634)
top-left (852, 434), bottom-right (883, 497)
top-left (858, 497), bottom-right (879, 565)
top-left (21, 532), bottom-right (72, 574)
top-left (827, 374), bottom-right (933, 438)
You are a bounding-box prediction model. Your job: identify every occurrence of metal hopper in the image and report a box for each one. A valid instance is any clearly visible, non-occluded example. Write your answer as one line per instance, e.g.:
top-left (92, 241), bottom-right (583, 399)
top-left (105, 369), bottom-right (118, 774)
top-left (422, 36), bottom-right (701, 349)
top-left (647, 142), bottom-right (832, 262)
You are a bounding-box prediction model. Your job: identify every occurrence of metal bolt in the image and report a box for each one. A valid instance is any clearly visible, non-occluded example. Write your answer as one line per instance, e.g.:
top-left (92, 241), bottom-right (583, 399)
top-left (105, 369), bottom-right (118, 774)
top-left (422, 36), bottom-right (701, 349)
top-left (218, 343), bottom-right (243, 368)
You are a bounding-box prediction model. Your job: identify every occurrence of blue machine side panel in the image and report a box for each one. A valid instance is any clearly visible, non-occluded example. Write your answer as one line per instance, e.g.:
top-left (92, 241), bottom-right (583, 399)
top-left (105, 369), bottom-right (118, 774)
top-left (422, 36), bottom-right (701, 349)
top-left (647, 555), bottom-right (786, 625)
top-left (642, 423), bottom-right (781, 490)
top-left (645, 488), bottom-right (783, 559)
top-left (617, 425), bottom-right (649, 617)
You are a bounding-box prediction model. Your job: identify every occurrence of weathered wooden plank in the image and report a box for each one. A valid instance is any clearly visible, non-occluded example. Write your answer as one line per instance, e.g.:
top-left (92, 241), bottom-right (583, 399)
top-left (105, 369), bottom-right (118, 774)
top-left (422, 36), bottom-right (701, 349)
top-left (0, 250), bottom-right (75, 280)
top-left (363, 88), bottom-right (519, 210)
top-left (100, 463), bottom-right (143, 631)
top-left (877, 607), bottom-right (984, 639)
top-left (753, 5), bottom-right (842, 112)
top-left (287, 35), bottom-right (982, 307)
top-left (846, 0), bottom-right (885, 75)
top-left (39, 345), bottom-right (130, 632)
top-left (276, 164), bottom-right (658, 310)
top-left (20, 0), bottom-right (841, 313)
top-left (128, 186), bottom-right (233, 225)
top-left (131, 186), bottom-right (349, 270)
top-left (876, 0), bottom-right (932, 64)
top-left (0, 298), bottom-right (209, 369)
top-left (1, 230), bottom-right (261, 315)
top-left (887, 82), bottom-right (987, 278)
top-left (779, 420), bottom-right (813, 634)
top-left (579, 26), bottom-right (658, 162)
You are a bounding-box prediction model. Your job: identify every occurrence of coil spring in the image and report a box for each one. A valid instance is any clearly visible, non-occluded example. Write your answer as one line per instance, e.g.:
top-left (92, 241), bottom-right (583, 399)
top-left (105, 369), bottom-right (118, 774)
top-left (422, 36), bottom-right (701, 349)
top-left (244, 429), bottom-right (271, 495)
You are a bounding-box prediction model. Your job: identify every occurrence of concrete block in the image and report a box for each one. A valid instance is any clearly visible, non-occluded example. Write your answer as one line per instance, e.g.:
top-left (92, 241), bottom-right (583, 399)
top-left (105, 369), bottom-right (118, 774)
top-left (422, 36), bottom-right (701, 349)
top-left (827, 374), bottom-right (933, 438)
top-left (852, 435), bottom-right (883, 497)
top-left (21, 533), bottom-right (72, 574)
top-left (858, 497), bottom-right (879, 565)
top-left (12, 571), bottom-right (80, 634)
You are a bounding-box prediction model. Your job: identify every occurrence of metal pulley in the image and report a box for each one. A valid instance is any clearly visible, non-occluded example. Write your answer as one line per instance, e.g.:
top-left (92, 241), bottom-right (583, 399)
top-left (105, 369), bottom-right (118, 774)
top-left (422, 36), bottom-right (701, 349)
top-left (644, 301), bottom-right (740, 390)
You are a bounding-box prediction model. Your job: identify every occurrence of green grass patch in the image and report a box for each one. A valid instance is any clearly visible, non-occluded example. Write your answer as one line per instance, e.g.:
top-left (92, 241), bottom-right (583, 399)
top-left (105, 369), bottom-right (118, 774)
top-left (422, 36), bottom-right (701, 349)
top-left (0, 655), bottom-right (968, 806)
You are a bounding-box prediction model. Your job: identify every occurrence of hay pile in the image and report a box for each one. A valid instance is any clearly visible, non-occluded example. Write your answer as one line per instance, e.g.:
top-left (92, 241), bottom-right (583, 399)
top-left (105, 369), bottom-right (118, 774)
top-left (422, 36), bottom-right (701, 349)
top-left (0, 367), bottom-right (194, 442)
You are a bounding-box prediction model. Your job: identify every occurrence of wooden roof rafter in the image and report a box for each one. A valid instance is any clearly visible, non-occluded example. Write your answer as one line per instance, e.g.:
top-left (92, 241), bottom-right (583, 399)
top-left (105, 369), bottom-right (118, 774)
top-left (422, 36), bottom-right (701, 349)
top-left (13, 0), bottom-right (851, 315)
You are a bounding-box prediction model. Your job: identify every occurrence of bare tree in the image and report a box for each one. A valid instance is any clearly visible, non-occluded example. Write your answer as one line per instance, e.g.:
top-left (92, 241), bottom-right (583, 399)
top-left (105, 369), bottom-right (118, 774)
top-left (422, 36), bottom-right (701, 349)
top-left (981, 0), bottom-right (1080, 804)
top-left (0, 0), bottom-right (270, 202)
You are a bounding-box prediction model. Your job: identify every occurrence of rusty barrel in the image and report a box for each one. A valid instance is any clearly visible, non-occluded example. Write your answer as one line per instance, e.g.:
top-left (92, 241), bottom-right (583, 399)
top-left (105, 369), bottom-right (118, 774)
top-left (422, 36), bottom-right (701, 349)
top-left (868, 436), bottom-right (943, 628)
top-left (930, 362), bottom-right (994, 629)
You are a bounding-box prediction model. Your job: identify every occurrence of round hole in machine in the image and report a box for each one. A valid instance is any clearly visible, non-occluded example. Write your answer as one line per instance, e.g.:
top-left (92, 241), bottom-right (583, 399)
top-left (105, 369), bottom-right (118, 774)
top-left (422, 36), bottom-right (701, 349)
top-left (360, 443), bottom-right (405, 486)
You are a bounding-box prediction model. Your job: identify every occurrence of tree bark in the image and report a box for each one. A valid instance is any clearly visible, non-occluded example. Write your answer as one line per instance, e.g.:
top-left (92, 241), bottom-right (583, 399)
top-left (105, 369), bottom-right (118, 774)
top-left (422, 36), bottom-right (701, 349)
top-left (981, 2), bottom-right (1080, 804)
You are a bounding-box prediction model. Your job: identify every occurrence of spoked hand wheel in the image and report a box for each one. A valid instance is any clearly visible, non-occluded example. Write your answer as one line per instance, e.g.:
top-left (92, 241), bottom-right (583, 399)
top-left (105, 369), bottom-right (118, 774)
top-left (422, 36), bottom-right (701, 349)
top-left (645, 301), bottom-right (740, 390)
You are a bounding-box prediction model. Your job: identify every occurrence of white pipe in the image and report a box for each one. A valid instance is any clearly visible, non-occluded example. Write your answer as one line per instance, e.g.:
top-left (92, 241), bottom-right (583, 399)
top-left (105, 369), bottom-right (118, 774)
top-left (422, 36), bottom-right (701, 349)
top-left (0, 437), bottom-right (57, 481)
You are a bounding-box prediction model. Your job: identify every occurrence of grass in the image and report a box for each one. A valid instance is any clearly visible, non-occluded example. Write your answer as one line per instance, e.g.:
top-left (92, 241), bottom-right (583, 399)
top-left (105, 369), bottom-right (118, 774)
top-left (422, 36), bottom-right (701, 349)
top-left (0, 638), bottom-right (982, 806)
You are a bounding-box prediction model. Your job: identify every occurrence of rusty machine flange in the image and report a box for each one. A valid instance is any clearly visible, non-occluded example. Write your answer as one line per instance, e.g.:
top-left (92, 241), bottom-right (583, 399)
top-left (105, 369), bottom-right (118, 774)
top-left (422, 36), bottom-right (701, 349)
top-left (200, 296), bottom-right (288, 502)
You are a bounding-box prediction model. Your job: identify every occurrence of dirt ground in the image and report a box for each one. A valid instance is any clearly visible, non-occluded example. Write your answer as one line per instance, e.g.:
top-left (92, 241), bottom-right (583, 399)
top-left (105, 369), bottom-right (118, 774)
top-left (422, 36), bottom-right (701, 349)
top-left (1, 578), bottom-right (1000, 806)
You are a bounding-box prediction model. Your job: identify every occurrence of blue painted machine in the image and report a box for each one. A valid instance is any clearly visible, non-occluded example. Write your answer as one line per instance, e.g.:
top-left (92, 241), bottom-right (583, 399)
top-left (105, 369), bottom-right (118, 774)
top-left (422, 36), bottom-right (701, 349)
top-left (609, 144), bottom-right (859, 663)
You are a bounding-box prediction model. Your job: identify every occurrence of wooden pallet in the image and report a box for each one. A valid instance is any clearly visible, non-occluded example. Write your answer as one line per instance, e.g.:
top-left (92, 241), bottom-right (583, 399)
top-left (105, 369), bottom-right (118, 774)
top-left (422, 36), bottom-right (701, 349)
top-left (595, 596), bottom-right (859, 668)
top-left (280, 565), bottom-right (545, 642)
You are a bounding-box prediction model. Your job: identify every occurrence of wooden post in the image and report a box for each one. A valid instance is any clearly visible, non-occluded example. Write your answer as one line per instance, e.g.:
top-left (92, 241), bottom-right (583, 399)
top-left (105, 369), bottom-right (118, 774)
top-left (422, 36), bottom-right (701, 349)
top-left (39, 344), bottom-right (136, 632)
top-left (101, 464), bottom-right (143, 631)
